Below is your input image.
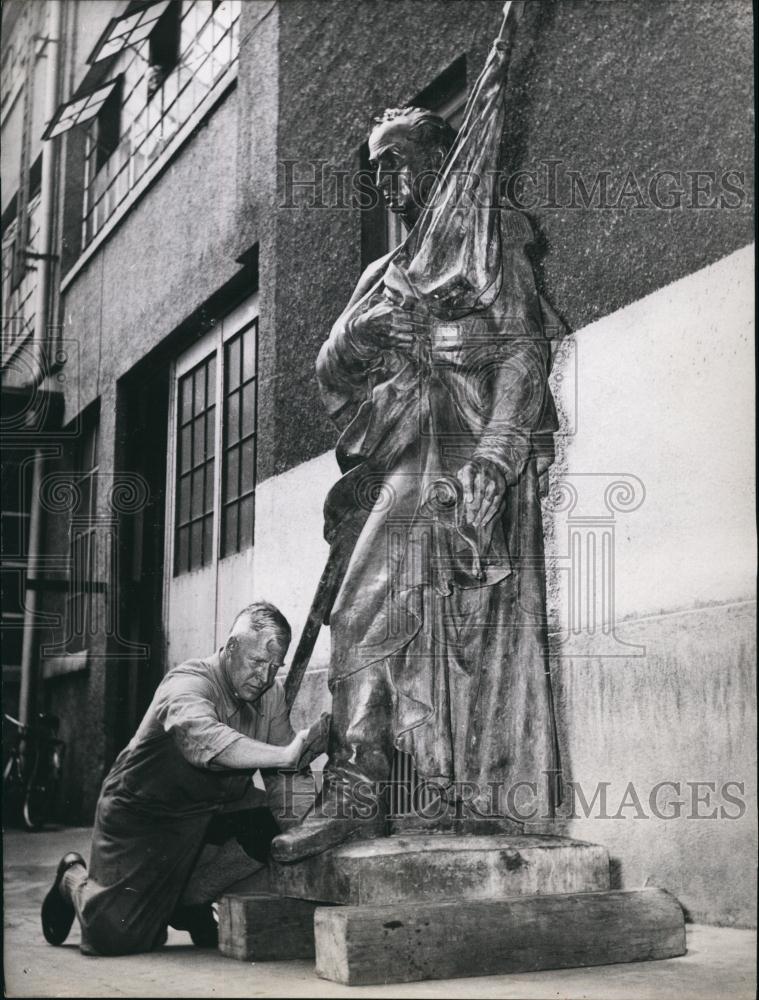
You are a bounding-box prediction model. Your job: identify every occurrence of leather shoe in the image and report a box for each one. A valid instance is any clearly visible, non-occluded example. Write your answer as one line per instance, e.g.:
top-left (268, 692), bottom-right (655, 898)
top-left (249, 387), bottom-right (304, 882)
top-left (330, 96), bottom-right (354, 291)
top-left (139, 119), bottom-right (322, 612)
top-left (41, 852), bottom-right (86, 945)
top-left (169, 903), bottom-right (218, 948)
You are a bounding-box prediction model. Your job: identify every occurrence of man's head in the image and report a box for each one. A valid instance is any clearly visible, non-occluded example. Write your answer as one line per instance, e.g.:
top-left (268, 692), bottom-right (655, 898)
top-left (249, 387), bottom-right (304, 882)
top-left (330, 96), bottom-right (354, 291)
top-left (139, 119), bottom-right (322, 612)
top-left (222, 601), bottom-right (291, 703)
top-left (368, 107), bottom-right (456, 229)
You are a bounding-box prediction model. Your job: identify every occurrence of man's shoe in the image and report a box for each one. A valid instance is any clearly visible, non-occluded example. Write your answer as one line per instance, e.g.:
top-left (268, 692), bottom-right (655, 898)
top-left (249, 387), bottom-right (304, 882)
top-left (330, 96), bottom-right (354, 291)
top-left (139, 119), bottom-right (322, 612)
top-left (169, 903), bottom-right (218, 948)
top-left (41, 852), bottom-right (86, 945)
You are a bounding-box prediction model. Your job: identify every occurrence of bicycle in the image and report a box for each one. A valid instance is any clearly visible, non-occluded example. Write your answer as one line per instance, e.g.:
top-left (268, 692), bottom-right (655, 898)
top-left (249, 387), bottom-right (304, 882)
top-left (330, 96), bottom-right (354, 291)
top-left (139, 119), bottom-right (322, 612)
top-left (2, 713), bottom-right (65, 830)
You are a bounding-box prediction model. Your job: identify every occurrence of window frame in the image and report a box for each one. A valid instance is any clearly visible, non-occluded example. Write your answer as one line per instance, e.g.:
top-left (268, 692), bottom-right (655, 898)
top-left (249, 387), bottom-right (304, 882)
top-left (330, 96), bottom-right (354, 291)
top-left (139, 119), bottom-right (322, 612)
top-left (165, 294), bottom-right (259, 581)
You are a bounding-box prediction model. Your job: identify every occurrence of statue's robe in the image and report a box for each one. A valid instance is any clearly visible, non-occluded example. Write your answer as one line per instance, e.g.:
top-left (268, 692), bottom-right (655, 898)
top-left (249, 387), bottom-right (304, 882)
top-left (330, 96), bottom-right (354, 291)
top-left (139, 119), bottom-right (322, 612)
top-left (316, 210), bottom-right (563, 819)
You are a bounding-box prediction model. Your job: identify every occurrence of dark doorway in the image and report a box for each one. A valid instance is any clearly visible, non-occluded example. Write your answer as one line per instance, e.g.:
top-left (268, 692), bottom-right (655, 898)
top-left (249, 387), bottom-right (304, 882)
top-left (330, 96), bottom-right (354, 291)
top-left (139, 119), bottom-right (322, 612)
top-left (106, 360), bottom-right (170, 762)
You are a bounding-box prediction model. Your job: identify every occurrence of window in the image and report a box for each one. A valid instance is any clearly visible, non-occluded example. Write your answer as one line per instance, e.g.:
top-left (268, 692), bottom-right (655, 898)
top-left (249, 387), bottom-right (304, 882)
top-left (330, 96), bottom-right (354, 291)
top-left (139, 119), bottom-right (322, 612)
top-left (147, 2), bottom-right (181, 99)
top-left (221, 323), bottom-right (257, 556)
top-left (66, 417), bottom-right (99, 653)
top-left (1, 190), bottom-right (41, 353)
top-left (93, 79), bottom-right (122, 173)
top-left (174, 351), bottom-right (216, 574)
top-left (0, 451), bottom-right (34, 682)
top-left (169, 303), bottom-right (258, 579)
top-left (79, 0), bottom-right (242, 246)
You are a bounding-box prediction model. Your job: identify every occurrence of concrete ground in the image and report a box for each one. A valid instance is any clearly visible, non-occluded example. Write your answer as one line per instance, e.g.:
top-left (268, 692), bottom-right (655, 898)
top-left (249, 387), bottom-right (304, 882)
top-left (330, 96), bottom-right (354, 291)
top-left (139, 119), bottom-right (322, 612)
top-left (3, 826), bottom-right (756, 999)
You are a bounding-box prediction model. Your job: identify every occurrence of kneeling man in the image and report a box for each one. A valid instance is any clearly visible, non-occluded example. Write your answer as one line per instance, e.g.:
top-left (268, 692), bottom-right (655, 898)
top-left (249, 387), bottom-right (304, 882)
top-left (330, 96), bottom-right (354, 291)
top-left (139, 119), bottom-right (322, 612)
top-left (41, 601), bottom-right (326, 955)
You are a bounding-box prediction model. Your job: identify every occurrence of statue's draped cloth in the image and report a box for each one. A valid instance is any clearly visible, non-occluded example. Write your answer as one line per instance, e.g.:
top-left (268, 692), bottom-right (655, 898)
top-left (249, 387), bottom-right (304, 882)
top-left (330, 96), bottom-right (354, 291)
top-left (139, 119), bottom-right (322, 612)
top-left (317, 214), bottom-right (564, 818)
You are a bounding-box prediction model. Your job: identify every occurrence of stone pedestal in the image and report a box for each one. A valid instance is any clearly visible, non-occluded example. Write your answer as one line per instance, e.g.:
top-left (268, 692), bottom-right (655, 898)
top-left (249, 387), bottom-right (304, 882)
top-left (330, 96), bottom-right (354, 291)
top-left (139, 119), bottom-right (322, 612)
top-left (271, 833), bottom-right (610, 905)
top-left (218, 833), bottom-right (686, 982)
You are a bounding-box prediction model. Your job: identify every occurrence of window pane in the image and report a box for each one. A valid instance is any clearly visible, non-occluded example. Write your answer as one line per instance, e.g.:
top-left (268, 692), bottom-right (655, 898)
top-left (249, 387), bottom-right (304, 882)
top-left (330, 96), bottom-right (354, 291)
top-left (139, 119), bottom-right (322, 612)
top-left (180, 424), bottom-right (192, 472)
top-left (239, 494), bottom-right (254, 550)
top-left (203, 460), bottom-right (214, 514)
top-left (205, 407), bottom-right (216, 457)
top-left (223, 503), bottom-right (238, 557)
top-left (225, 445), bottom-right (239, 502)
top-left (191, 468), bottom-right (205, 519)
top-left (190, 520), bottom-right (203, 569)
top-left (226, 389), bottom-right (239, 446)
top-left (178, 474), bottom-right (191, 524)
top-left (242, 327), bottom-right (256, 381)
top-left (241, 436), bottom-right (255, 495)
top-left (192, 415), bottom-right (206, 466)
top-left (226, 336), bottom-right (240, 391)
top-left (207, 355), bottom-right (216, 400)
top-left (241, 381), bottom-right (256, 437)
top-left (193, 368), bottom-right (205, 413)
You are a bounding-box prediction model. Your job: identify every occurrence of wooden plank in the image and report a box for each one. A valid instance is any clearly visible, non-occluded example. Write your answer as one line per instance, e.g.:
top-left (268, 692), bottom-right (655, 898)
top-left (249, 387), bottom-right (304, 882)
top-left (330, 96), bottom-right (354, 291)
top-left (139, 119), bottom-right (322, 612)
top-left (217, 893), bottom-right (321, 962)
top-left (314, 888), bottom-right (686, 985)
top-left (273, 833), bottom-right (610, 905)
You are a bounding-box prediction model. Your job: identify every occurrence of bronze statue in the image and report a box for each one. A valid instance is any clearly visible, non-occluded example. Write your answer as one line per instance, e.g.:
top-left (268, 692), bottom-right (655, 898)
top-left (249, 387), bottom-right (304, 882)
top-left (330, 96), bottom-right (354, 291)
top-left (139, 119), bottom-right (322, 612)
top-left (273, 2), bottom-right (564, 863)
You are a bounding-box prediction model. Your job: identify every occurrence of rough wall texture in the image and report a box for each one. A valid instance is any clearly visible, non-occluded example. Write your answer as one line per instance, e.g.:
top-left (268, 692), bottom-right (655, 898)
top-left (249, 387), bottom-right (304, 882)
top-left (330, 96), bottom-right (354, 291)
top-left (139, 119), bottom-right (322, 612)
top-left (268, 0), bottom-right (754, 475)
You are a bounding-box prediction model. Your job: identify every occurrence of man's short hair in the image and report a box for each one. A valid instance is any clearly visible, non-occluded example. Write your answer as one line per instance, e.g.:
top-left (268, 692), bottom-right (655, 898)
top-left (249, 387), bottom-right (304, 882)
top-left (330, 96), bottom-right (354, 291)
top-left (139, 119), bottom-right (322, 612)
top-left (230, 601), bottom-right (291, 644)
top-left (371, 106), bottom-right (457, 154)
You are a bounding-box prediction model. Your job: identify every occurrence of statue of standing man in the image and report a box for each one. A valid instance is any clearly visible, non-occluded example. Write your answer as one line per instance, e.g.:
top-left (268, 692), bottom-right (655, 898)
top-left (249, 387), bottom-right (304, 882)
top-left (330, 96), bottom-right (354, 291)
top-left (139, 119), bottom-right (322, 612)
top-left (273, 3), bottom-right (564, 863)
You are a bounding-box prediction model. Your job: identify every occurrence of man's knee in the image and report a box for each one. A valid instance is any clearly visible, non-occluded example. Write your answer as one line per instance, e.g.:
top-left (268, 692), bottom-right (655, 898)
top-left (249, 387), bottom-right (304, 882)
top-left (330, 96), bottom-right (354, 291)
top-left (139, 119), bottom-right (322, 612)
top-left (79, 901), bottom-right (162, 956)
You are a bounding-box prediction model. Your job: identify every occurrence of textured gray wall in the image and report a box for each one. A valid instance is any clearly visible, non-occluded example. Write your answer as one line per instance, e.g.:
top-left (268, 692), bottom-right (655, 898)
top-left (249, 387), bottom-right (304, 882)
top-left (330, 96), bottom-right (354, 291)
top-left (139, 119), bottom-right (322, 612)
top-left (265, 0), bottom-right (753, 476)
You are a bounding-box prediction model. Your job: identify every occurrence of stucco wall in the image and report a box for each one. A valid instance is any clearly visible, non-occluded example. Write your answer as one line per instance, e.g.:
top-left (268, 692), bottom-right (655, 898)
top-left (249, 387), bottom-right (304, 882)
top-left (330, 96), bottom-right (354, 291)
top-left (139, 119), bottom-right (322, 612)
top-left (267, 0), bottom-right (753, 477)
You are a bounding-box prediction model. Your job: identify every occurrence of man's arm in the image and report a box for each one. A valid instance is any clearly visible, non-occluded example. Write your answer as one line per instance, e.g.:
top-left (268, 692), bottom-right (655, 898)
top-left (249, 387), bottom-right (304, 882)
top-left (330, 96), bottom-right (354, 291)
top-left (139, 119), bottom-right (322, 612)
top-left (156, 673), bottom-right (307, 771)
top-left (260, 683), bottom-right (325, 828)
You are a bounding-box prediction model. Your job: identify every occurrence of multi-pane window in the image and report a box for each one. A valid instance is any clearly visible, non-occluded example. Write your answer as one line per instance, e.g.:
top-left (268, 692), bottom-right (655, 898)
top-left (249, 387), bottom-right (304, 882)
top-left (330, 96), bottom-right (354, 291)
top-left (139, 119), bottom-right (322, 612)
top-left (221, 323), bottom-right (257, 557)
top-left (83, 0), bottom-right (241, 245)
top-left (0, 452), bottom-right (34, 679)
top-left (174, 351), bottom-right (216, 574)
top-left (67, 419), bottom-right (99, 653)
top-left (1, 192), bottom-right (41, 352)
top-left (172, 313), bottom-right (258, 576)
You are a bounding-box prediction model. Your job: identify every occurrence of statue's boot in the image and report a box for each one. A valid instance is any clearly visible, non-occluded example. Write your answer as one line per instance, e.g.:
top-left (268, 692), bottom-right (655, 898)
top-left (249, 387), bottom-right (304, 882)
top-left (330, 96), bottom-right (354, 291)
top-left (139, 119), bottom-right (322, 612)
top-left (271, 662), bottom-right (394, 864)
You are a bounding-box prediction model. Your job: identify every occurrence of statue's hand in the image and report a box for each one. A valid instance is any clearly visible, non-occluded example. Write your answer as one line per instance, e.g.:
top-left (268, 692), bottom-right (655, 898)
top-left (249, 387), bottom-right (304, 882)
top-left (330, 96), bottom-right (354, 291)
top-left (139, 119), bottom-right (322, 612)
top-left (457, 460), bottom-right (506, 529)
top-left (351, 300), bottom-right (416, 352)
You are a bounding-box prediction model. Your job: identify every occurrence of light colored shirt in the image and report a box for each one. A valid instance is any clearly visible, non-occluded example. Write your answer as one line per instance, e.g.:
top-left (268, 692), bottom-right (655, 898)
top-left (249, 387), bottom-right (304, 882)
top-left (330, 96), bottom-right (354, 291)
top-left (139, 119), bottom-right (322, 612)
top-left (102, 651), bottom-right (306, 822)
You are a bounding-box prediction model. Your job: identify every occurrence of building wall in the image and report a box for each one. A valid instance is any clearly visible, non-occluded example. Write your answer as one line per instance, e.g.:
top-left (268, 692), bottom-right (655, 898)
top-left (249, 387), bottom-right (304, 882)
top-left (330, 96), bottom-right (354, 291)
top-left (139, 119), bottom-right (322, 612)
top-left (266, 0), bottom-right (754, 474)
top-left (4, 0), bottom-right (752, 925)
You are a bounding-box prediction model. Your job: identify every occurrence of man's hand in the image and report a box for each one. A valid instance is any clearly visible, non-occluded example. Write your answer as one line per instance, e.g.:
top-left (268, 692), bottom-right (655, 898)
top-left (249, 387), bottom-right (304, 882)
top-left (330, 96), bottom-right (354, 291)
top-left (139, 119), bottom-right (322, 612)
top-left (351, 299), bottom-right (416, 351)
top-left (457, 459), bottom-right (506, 529)
top-left (286, 712), bottom-right (331, 770)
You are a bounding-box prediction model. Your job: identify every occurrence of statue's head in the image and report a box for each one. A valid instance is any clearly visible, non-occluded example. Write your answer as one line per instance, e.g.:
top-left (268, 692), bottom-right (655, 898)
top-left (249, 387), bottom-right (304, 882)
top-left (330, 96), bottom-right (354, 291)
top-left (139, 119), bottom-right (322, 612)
top-left (368, 107), bottom-right (456, 229)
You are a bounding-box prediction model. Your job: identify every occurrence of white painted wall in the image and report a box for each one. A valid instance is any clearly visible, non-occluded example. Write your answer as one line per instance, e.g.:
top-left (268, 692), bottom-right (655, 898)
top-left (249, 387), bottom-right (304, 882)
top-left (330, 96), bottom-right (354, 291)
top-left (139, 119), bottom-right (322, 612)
top-left (249, 244), bottom-right (755, 654)
top-left (550, 243), bottom-right (755, 626)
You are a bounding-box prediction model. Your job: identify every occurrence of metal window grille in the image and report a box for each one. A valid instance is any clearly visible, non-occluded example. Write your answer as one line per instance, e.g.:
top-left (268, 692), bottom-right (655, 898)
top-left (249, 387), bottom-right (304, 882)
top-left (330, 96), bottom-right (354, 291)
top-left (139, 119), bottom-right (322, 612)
top-left (174, 351), bottom-right (216, 574)
top-left (0, 453), bottom-right (34, 676)
top-left (221, 322), bottom-right (257, 557)
top-left (66, 421), bottom-right (100, 653)
top-left (1, 192), bottom-right (41, 352)
top-left (82, 0), bottom-right (241, 246)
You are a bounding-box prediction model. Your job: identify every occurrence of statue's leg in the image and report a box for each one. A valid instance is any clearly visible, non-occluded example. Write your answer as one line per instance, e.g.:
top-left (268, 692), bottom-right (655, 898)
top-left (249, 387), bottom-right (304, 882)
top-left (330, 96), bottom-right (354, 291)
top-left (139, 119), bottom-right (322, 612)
top-left (270, 660), bottom-right (393, 864)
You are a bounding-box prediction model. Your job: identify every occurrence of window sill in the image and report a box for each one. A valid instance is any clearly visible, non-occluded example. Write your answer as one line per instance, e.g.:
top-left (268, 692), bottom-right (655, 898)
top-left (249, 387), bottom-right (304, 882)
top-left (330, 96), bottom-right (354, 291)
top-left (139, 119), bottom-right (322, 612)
top-left (60, 63), bottom-right (238, 295)
top-left (42, 651), bottom-right (89, 680)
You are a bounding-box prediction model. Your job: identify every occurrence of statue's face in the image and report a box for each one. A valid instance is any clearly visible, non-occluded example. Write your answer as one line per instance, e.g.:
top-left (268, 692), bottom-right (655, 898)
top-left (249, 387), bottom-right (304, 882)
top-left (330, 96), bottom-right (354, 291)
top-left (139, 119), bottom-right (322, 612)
top-left (368, 119), bottom-right (444, 229)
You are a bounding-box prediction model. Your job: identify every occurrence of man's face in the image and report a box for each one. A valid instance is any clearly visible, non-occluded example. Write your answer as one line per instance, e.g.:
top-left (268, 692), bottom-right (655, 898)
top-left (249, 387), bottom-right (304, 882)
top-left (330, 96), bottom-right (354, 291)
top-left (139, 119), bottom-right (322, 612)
top-left (223, 627), bottom-right (288, 703)
top-left (368, 119), bottom-right (443, 229)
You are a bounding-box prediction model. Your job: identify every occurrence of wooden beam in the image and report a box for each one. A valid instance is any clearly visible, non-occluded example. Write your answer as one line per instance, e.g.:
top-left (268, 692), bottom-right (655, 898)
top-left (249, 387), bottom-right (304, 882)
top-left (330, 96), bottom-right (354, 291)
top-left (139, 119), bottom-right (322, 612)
top-left (314, 888), bottom-right (686, 986)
